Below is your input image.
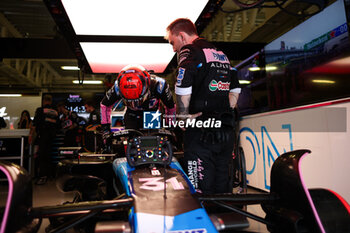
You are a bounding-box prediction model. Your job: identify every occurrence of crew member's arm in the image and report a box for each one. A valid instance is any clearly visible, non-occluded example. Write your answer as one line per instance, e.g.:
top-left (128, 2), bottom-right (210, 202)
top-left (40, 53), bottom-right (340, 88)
top-left (176, 94), bottom-right (191, 116)
top-left (100, 85), bottom-right (120, 144)
top-left (155, 77), bottom-right (176, 119)
top-left (175, 45), bottom-right (201, 119)
top-left (229, 67), bottom-right (241, 109)
top-left (100, 85), bottom-right (120, 125)
top-left (29, 107), bottom-right (40, 144)
top-left (229, 92), bottom-right (239, 109)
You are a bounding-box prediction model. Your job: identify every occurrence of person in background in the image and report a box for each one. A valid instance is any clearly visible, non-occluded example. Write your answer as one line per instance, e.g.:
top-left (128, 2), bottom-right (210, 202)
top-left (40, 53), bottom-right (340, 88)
top-left (84, 99), bottom-right (101, 127)
top-left (165, 18), bottom-right (241, 194)
top-left (57, 102), bottom-right (80, 147)
top-left (29, 94), bottom-right (58, 185)
top-left (84, 99), bottom-right (101, 152)
top-left (18, 110), bottom-right (32, 129)
top-left (0, 117), bottom-right (6, 129)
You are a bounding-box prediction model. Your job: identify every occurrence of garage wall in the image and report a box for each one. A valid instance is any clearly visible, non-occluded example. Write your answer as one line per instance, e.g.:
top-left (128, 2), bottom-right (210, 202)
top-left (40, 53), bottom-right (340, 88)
top-left (0, 96), bottom-right (41, 129)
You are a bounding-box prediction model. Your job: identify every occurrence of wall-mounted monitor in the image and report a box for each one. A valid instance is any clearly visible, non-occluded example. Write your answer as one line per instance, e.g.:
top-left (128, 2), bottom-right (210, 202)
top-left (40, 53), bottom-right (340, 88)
top-left (48, 92), bottom-right (105, 121)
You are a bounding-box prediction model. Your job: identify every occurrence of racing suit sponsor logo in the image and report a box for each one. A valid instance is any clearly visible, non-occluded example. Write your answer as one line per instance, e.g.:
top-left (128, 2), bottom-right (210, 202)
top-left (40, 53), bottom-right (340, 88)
top-left (176, 68), bottom-right (185, 86)
top-left (209, 80), bottom-right (230, 91)
top-left (168, 229), bottom-right (207, 233)
top-left (203, 48), bottom-right (229, 64)
top-left (155, 77), bottom-right (165, 93)
top-left (148, 98), bottom-right (158, 109)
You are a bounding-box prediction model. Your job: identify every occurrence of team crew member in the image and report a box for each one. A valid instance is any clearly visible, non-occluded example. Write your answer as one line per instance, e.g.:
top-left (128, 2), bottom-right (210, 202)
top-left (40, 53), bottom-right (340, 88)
top-left (84, 99), bottom-right (101, 127)
top-left (83, 100), bottom-right (101, 152)
top-left (57, 102), bottom-right (80, 147)
top-left (166, 18), bottom-right (240, 194)
top-left (100, 64), bottom-right (176, 133)
top-left (29, 94), bottom-right (58, 185)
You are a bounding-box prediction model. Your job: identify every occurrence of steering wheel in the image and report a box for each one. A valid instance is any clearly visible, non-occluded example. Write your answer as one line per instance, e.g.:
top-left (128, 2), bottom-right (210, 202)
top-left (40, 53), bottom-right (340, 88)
top-left (126, 135), bottom-right (173, 167)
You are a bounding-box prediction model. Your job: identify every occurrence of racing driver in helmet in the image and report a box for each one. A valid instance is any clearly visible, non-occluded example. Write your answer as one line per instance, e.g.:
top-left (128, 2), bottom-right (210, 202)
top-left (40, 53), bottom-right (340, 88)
top-left (100, 64), bottom-right (176, 132)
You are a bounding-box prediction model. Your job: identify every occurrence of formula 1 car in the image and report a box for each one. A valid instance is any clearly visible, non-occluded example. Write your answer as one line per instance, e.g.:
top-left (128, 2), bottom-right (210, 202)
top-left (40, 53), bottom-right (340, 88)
top-left (0, 129), bottom-right (349, 233)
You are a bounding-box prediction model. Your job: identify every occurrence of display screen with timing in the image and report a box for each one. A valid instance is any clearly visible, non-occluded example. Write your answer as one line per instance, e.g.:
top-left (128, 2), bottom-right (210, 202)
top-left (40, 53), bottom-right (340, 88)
top-left (140, 138), bottom-right (158, 148)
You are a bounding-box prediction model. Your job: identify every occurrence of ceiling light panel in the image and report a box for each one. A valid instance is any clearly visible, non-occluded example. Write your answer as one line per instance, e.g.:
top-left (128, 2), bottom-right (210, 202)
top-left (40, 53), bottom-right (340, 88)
top-left (80, 42), bottom-right (175, 73)
top-left (61, 0), bottom-right (209, 36)
top-left (72, 80), bottom-right (102, 84)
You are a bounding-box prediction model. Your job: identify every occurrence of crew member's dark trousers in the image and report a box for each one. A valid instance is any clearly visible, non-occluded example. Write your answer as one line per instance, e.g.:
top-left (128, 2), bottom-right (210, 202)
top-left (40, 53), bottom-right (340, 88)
top-left (37, 127), bottom-right (56, 178)
top-left (183, 128), bottom-right (234, 194)
top-left (64, 129), bottom-right (78, 147)
top-left (124, 111), bottom-right (143, 130)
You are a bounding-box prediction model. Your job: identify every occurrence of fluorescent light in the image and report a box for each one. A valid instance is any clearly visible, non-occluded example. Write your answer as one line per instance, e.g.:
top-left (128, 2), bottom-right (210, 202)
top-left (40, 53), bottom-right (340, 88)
top-left (248, 66), bottom-right (277, 72)
top-left (239, 80), bottom-right (251, 84)
top-left (266, 66), bottom-right (278, 71)
top-left (61, 66), bottom-right (80, 70)
top-left (312, 79), bottom-right (335, 84)
top-left (0, 94), bottom-right (22, 97)
top-left (80, 42), bottom-right (175, 73)
top-left (328, 56), bottom-right (350, 66)
top-left (248, 67), bottom-right (260, 71)
top-left (62, 0), bottom-right (208, 36)
top-left (72, 80), bottom-right (103, 84)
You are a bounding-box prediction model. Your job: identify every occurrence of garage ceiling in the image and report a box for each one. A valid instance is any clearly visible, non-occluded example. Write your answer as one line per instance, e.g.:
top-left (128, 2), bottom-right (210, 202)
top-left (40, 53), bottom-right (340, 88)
top-left (0, 0), bottom-right (332, 94)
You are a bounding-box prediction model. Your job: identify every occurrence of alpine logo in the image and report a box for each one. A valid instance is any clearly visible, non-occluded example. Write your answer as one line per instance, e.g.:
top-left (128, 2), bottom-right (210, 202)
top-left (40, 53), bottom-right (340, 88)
top-left (209, 80), bottom-right (230, 91)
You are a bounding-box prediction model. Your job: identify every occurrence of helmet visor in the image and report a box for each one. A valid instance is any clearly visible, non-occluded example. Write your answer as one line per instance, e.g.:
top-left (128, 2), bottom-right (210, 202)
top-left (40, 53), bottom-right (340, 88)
top-left (122, 91), bottom-right (149, 109)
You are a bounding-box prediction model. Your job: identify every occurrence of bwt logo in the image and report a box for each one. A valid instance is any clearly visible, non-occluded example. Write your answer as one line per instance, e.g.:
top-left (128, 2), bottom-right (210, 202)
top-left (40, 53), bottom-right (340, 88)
top-left (143, 110), bottom-right (161, 129)
top-left (212, 52), bottom-right (228, 62)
